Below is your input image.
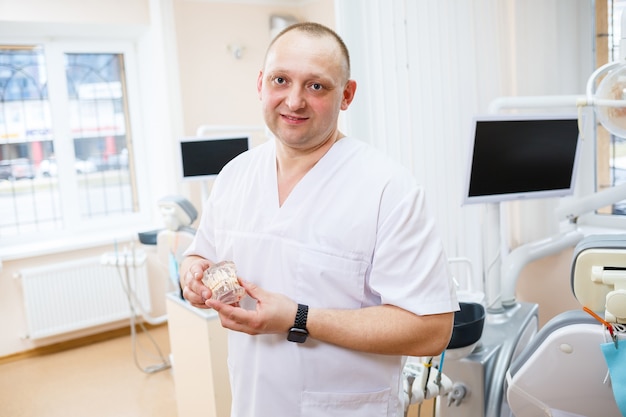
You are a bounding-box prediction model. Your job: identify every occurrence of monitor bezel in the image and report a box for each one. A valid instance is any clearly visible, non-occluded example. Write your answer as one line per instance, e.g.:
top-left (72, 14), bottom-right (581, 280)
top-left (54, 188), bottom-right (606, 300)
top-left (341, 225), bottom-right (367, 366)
top-left (462, 113), bottom-right (582, 206)
top-left (178, 133), bottom-right (251, 182)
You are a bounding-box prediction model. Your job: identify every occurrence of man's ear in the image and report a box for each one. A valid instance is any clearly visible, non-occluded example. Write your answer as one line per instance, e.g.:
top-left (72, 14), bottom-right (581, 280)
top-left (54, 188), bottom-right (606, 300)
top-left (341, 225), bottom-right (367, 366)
top-left (257, 71), bottom-right (264, 100)
top-left (341, 80), bottom-right (357, 110)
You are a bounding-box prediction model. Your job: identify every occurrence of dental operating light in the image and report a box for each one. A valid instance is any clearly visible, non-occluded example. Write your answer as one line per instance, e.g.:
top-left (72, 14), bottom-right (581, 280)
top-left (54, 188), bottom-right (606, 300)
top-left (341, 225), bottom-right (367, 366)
top-left (558, 10), bottom-right (626, 222)
top-left (578, 11), bottom-right (626, 138)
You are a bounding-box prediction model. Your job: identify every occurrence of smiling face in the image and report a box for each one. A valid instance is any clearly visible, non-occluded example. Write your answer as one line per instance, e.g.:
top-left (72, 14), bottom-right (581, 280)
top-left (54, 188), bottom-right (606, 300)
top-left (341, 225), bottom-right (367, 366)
top-left (257, 28), bottom-right (357, 155)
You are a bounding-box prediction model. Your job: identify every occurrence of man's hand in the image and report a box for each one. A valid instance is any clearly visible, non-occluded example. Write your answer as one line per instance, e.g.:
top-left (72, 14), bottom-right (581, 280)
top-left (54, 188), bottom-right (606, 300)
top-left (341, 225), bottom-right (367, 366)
top-left (180, 256), bottom-right (213, 309)
top-left (207, 280), bottom-right (297, 335)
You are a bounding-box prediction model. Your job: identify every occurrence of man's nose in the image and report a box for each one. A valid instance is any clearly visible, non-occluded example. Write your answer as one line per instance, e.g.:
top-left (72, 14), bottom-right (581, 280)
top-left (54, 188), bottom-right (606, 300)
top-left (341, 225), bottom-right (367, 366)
top-left (285, 86), bottom-right (305, 110)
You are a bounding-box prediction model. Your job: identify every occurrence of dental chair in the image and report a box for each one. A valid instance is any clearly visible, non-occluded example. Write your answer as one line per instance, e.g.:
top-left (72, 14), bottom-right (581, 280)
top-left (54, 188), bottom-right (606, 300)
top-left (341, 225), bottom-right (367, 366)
top-left (506, 234), bottom-right (626, 417)
top-left (155, 195), bottom-right (198, 298)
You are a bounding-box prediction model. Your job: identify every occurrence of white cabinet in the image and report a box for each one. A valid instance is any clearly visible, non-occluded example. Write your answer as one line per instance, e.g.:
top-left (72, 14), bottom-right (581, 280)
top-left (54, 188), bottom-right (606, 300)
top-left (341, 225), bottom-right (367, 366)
top-left (166, 293), bottom-right (231, 417)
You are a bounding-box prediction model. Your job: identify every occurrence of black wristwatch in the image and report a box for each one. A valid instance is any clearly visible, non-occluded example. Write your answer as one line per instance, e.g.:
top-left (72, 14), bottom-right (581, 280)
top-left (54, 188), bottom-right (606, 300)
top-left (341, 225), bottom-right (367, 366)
top-left (287, 303), bottom-right (309, 343)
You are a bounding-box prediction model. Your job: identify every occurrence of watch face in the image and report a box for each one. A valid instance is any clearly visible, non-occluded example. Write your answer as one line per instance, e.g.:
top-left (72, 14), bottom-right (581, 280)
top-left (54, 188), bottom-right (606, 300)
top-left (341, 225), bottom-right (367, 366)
top-left (287, 328), bottom-right (308, 343)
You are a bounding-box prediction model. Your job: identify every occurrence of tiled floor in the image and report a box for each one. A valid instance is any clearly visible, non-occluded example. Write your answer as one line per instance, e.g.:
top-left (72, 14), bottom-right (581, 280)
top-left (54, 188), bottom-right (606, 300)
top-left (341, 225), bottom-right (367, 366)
top-left (0, 325), bottom-right (177, 417)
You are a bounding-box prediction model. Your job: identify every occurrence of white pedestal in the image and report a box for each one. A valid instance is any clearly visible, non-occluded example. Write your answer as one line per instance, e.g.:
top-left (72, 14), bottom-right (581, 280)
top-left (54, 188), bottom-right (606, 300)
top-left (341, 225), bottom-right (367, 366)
top-left (166, 292), bottom-right (231, 417)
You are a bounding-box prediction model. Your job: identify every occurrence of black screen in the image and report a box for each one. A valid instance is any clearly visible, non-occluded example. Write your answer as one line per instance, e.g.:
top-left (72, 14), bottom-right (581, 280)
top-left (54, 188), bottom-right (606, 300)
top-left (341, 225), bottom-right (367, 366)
top-left (180, 137), bottom-right (249, 179)
top-left (465, 116), bottom-right (580, 204)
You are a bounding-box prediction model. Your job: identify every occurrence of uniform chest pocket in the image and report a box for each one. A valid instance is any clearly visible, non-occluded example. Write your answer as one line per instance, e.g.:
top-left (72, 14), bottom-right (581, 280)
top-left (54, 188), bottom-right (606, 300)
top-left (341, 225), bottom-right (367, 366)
top-left (301, 388), bottom-right (391, 417)
top-left (296, 249), bottom-right (370, 309)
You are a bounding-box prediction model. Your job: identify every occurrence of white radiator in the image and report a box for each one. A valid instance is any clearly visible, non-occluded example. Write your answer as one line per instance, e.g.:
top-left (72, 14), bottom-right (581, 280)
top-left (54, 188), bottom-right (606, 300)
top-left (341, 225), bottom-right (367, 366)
top-left (19, 252), bottom-right (151, 339)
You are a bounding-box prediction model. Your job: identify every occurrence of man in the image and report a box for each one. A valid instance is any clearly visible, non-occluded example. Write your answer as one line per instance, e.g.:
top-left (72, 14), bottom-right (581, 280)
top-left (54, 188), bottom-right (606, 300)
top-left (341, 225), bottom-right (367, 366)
top-left (180, 22), bottom-right (458, 417)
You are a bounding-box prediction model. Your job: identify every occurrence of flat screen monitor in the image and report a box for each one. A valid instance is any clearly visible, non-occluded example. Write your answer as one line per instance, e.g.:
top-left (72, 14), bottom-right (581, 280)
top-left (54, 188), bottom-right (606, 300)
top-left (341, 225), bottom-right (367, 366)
top-left (462, 114), bottom-right (581, 205)
top-left (179, 135), bottom-right (250, 181)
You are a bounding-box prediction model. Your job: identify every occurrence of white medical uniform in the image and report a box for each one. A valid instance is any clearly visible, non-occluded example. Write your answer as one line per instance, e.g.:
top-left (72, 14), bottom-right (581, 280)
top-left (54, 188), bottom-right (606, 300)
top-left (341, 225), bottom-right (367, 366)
top-left (185, 137), bottom-right (458, 417)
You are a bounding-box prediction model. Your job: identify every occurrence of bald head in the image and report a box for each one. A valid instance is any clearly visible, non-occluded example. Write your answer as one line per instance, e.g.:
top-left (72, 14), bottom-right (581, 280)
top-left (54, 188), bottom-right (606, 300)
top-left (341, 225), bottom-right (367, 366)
top-left (265, 22), bottom-right (351, 81)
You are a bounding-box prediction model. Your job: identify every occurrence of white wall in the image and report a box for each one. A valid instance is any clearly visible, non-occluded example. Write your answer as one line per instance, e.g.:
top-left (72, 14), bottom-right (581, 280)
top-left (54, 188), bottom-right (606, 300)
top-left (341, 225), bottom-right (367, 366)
top-left (336, 0), bottom-right (594, 303)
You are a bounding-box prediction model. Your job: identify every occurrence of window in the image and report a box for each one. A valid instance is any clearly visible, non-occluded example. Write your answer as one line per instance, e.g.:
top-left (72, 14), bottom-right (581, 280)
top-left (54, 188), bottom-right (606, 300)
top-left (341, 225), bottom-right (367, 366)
top-left (0, 41), bottom-right (146, 245)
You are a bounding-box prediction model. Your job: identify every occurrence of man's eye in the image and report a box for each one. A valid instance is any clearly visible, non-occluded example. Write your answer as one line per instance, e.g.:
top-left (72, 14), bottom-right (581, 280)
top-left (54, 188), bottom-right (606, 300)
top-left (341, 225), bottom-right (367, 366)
top-left (274, 77), bottom-right (286, 85)
top-left (311, 83), bottom-right (323, 91)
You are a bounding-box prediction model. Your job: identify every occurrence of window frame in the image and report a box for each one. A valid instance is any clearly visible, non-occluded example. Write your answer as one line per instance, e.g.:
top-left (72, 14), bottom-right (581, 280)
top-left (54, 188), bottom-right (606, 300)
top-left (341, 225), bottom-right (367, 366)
top-left (0, 38), bottom-right (154, 258)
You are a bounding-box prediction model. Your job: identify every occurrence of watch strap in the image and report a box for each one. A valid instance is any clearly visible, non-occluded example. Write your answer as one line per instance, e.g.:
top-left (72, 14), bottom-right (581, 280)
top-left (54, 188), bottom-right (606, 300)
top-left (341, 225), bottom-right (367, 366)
top-left (293, 303), bottom-right (309, 330)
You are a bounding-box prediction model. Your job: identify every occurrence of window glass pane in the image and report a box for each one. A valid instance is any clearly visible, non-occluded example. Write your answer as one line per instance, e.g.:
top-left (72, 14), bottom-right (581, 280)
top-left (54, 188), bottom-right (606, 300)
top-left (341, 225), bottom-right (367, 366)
top-left (0, 45), bottom-right (62, 237)
top-left (0, 45), bottom-right (140, 240)
top-left (65, 53), bottom-right (136, 218)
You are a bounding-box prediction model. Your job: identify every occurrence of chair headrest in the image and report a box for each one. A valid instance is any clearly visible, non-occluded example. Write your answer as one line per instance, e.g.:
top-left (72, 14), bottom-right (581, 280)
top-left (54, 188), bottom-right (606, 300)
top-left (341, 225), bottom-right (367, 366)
top-left (572, 234), bottom-right (626, 323)
top-left (158, 195), bottom-right (198, 231)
